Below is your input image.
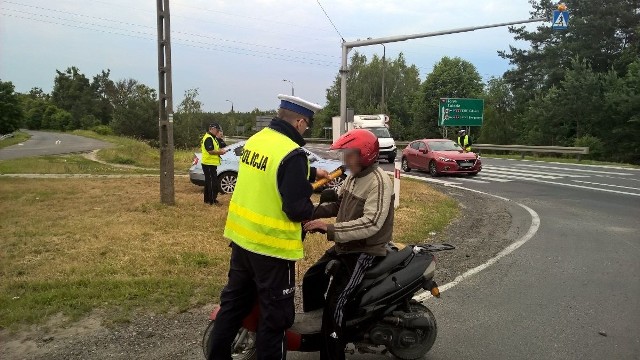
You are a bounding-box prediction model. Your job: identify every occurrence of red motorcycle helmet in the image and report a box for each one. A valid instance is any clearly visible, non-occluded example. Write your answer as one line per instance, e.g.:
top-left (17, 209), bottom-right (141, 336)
top-left (330, 129), bottom-right (380, 167)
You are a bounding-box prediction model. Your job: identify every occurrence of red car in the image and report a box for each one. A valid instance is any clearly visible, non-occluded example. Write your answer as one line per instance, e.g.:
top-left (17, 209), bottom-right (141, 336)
top-left (401, 139), bottom-right (482, 176)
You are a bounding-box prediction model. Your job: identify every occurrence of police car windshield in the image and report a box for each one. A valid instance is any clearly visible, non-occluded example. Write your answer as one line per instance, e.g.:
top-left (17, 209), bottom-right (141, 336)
top-left (429, 141), bottom-right (462, 151)
top-left (367, 127), bottom-right (391, 138)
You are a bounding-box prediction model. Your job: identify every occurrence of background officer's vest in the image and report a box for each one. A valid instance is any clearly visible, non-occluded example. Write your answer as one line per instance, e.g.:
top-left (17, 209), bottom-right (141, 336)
top-left (200, 133), bottom-right (221, 165)
top-left (224, 128), bottom-right (309, 260)
top-left (458, 135), bottom-right (471, 151)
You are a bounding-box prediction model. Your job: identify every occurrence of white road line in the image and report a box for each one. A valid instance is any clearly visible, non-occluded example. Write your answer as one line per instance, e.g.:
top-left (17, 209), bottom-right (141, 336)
top-left (387, 172), bottom-right (461, 186)
top-left (485, 166), bottom-right (590, 178)
top-left (478, 172), bottom-right (561, 181)
top-left (414, 184), bottom-right (541, 302)
top-left (483, 157), bottom-right (640, 171)
top-left (528, 178), bottom-right (640, 197)
top-left (455, 178), bottom-right (491, 184)
top-left (482, 168), bottom-right (559, 179)
top-left (571, 180), bottom-right (640, 191)
top-left (469, 176), bottom-right (512, 183)
top-left (518, 164), bottom-right (632, 176)
top-left (592, 174), bottom-right (640, 182)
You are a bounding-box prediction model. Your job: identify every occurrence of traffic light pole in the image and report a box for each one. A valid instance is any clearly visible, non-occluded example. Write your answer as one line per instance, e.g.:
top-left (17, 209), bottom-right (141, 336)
top-left (338, 17), bottom-right (546, 138)
top-left (156, 0), bottom-right (175, 205)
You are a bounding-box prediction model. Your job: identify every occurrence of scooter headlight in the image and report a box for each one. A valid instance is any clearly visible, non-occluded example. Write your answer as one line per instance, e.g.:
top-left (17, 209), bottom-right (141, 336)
top-left (423, 260), bottom-right (436, 280)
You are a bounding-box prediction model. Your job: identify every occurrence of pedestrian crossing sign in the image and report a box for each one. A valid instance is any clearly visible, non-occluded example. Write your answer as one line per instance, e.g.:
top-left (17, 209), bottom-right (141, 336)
top-left (552, 10), bottom-right (569, 30)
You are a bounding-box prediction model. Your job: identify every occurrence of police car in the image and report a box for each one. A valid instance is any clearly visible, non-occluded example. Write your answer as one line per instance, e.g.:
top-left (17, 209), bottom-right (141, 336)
top-left (189, 141), bottom-right (346, 194)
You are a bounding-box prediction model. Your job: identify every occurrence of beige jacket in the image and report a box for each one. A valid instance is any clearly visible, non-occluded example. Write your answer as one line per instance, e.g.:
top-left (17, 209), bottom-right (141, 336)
top-left (313, 165), bottom-right (394, 256)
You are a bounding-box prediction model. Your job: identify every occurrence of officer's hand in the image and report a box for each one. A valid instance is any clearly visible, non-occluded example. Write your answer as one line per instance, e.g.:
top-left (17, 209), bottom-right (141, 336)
top-left (220, 148), bottom-right (228, 155)
top-left (303, 219), bottom-right (328, 233)
top-left (315, 169), bottom-right (331, 180)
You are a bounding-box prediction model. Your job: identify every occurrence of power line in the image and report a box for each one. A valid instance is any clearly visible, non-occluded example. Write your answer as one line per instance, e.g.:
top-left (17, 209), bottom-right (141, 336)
top-left (315, 0), bottom-right (345, 42)
top-left (3, 1), bottom-right (340, 59)
top-left (0, 12), bottom-right (337, 68)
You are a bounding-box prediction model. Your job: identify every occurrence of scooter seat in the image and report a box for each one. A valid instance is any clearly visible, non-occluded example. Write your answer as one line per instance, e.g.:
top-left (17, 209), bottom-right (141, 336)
top-left (364, 246), bottom-right (412, 279)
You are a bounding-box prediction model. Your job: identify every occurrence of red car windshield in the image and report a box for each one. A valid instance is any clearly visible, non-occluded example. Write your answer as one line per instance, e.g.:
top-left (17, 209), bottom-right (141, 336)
top-left (429, 141), bottom-right (462, 151)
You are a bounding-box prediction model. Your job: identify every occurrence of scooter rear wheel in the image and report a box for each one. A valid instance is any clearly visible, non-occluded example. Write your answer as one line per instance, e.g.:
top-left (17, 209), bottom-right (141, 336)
top-left (389, 304), bottom-right (438, 360)
top-left (202, 320), bottom-right (257, 360)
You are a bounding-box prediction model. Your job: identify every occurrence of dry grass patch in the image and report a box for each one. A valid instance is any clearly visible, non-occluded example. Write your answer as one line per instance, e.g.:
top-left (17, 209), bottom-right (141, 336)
top-left (0, 176), bottom-right (457, 328)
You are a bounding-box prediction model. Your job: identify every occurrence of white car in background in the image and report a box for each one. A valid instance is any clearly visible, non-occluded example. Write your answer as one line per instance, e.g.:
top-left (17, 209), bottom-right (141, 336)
top-left (189, 141), bottom-right (346, 194)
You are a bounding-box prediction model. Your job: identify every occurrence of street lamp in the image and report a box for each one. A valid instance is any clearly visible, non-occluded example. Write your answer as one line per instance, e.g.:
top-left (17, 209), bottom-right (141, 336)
top-left (225, 99), bottom-right (234, 113)
top-left (282, 79), bottom-right (295, 96)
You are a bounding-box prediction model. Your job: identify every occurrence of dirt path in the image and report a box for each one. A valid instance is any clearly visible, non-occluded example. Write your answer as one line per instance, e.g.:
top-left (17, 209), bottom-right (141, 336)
top-left (0, 187), bottom-right (518, 360)
top-left (81, 150), bottom-right (157, 171)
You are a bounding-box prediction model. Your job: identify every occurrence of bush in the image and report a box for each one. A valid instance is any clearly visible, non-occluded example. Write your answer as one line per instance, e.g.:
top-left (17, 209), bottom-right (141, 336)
top-left (90, 125), bottom-right (114, 136)
top-left (575, 135), bottom-right (604, 159)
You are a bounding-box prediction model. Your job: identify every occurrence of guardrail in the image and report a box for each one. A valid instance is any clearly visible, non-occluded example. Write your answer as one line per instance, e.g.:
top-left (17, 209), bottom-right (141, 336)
top-left (0, 133), bottom-right (15, 141)
top-left (472, 144), bottom-right (589, 160)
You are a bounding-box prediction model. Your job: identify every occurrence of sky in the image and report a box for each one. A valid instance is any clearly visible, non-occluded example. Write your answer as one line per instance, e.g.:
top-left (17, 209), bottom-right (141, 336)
top-left (0, 0), bottom-right (543, 112)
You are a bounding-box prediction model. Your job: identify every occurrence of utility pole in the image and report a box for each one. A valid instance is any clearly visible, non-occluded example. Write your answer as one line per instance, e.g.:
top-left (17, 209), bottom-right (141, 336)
top-left (381, 44), bottom-right (386, 114)
top-left (156, 0), bottom-right (175, 205)
top-left (338, 17), bottom-right (547, 139)
top-left (226, 99), bottom-right (234, 113)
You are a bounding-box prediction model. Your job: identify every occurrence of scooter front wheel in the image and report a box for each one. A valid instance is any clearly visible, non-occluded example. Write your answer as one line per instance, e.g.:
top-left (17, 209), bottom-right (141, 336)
top-left (389, 304), bottom-right (438, 360)
top-left (202, 320), bottom-right (257, 360)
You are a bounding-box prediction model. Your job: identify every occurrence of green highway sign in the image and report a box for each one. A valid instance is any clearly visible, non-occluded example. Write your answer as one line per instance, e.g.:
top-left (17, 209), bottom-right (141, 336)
top-left (438, 98), bottom-right (484, 126)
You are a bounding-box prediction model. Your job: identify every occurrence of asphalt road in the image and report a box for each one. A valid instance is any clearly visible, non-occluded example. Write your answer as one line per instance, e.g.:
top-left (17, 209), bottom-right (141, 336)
top-left (297, 145), bottom-right (640, 359)
top-left (0, 130), bottom-right (111, 160)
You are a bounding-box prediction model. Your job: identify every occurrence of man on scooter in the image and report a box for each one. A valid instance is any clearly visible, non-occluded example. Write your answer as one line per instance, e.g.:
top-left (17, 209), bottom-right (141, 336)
top-left (304, 129), bottom-right (394, 360)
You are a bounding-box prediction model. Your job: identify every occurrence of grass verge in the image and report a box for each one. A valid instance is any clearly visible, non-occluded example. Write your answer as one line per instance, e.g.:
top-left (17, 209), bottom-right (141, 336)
top-left (482, 153), bottom-right (640, 168)
top-left (0, 176), bottom-right (458, 329)
top-left (0, 131), bottom-right (31, 149)
top-left (0, 154), bottom-right (156, 174)
top-left (72, 130), bottom-right (194, 172)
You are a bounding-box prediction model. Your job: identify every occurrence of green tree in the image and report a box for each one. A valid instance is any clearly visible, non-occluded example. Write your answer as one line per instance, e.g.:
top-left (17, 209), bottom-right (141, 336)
top-left (19, 87), bottom-right (52, 130)
top-left (315, 52), bottom-right (421, 139)
top-left (411, 56), bottom-right (483, 139)
top-left (174, 88), bottom-right (205, 149)
top-left (51, 67), bottom-right (97, 129)
top-left (109, 79), bottom-right (158, 140)
top-left (0, 80), bottom-right (24, 134)
top-left (479, 77), bottom-right (516, 144)
top-left (91, 70), bottom-right (115, 125)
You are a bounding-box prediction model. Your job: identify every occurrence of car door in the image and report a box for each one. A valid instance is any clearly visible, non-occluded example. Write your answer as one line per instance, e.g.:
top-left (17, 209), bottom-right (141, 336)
top-left (416, 141), bottom-right (429, 169)
top-left (407, 142), bottom-right (420, 167)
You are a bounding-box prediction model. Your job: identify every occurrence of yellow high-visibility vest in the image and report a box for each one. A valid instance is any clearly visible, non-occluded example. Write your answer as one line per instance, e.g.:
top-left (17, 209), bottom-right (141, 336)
top-left (201, 133), bottom-right (221, 166)
top-left (224, 128), bottom-right (310, 260)
top-left (458, 135), bottom-right (471, 152)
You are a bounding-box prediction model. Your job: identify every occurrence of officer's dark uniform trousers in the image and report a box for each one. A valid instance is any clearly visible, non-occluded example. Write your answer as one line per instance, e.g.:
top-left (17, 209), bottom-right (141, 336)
top-left (207, 243), bottom-right (295, 360)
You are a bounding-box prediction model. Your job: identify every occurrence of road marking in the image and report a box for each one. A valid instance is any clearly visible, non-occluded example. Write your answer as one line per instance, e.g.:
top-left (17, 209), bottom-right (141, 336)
top-left (386, 172), bottom-right (461, 186)
top-left (483, 157), bottom-right (640, 171)
top-left (477, 172), bottom-right (561, 181)
top-left (571, 180), bottom-right (640, 192)
top-left (485, 166), bottom-right (589, 178)
top-left (414, 184), bottom-right (540, 302)
top-left (518, 164), bottom-right (632, 176)
top-left (528, 178), bottom-right (640, 197)
top-left (482, 168), bottom-right (559, 179)
top-left (455, 178), bottom-right (491, 184)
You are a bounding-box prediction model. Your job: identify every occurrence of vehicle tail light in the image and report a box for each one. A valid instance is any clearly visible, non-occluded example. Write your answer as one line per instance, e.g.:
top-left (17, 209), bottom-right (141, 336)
top-left (192, 156), bottom-right (199, 166)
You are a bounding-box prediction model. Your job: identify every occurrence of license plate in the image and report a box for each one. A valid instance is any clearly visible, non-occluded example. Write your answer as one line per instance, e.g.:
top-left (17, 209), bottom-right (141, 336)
top-left (460, 162), bottom-right (473, 168)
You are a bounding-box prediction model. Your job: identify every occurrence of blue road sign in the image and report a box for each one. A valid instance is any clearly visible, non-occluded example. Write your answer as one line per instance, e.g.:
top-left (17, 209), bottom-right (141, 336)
top-left (552, 10), bottom-right (569, 30)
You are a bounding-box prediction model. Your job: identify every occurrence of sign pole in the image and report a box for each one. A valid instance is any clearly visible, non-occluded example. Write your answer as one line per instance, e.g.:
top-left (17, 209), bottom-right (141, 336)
top-left (394, 161), bottom-right (401, 209)
top-left (156, 0), bottom-right (175, 205)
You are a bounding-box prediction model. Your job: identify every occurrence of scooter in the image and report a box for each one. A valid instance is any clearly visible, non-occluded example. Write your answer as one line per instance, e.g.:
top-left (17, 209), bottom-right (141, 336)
top-left (203, 169), bottom-right (455, 359)
top-left (203, 242), bottom-right (453, 359)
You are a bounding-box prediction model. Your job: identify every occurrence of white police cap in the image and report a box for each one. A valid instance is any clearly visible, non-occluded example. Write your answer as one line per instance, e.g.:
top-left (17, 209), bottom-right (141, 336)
top-left (277, 94), bottom-right (322, 119)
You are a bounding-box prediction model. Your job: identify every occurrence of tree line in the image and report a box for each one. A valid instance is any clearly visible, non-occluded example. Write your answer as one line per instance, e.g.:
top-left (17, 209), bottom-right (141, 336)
top-left (0, 69), bottom-right (271, 150)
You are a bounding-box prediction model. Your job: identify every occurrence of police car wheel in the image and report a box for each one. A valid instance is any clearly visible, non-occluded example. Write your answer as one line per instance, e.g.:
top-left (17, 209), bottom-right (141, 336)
top-left (327, 175), bottom-right (345, 190)
top-left (219, 172), bottom-right (237, 194)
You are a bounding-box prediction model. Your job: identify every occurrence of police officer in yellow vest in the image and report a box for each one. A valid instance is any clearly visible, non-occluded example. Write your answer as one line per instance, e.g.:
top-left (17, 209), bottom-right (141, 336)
top-left (201, 123), bottom-right (227, 205)
top-left (207, 95), bottom-right (329, 360)
top-left (458, 129), bottom-right (472, 152)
